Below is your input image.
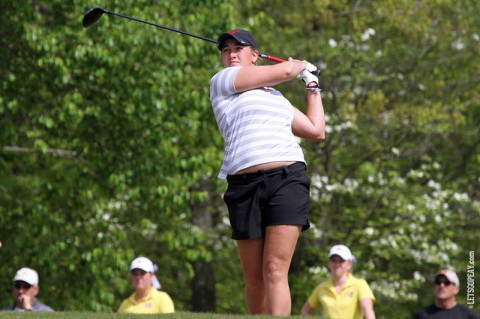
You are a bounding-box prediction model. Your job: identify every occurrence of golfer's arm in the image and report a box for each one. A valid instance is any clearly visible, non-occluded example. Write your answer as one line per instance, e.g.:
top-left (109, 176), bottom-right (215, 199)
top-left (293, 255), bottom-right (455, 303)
top-left (234, 61), bottom-right (305, 91)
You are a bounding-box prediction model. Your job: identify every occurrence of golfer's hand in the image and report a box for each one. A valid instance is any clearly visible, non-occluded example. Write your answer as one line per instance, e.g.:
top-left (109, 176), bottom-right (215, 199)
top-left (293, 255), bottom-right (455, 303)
top-left (303, 60), bottom-right (317, 73)
top-left (299, 70), bottom-right (319, 86)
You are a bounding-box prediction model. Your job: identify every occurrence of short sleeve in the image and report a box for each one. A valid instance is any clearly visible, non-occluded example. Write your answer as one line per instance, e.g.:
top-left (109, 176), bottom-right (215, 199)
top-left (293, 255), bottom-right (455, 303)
top-left (357, 279), bottom-right (375, 303)
top-left (307, 284), bottom-right (323, 309)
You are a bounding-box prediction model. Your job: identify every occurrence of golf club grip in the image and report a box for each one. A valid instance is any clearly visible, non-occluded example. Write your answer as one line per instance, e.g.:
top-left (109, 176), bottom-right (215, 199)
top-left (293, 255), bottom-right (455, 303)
top-left (262, 55), bottom-right (285, 63)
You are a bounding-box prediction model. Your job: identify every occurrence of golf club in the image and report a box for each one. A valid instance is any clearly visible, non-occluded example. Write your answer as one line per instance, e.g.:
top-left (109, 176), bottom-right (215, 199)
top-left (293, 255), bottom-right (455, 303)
top-left (82, 7), bottom-right (321, 75)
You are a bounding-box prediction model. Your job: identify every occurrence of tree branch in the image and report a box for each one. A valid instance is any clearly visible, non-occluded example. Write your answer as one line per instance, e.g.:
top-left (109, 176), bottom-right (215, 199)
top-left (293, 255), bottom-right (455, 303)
top-left (2, 146), bottom-right (77, 158)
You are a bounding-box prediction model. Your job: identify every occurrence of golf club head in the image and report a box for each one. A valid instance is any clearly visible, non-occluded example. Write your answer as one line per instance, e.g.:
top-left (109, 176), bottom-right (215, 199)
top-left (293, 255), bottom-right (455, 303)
top-left (82, 7), bottom-right (107, 28)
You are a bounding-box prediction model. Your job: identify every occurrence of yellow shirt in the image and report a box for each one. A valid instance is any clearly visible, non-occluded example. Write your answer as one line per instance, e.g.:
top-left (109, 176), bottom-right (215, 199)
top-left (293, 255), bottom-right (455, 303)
top-left (117, 287), bottom-right (175, 314)
top-left (307, 273), bottom-right (375, 319)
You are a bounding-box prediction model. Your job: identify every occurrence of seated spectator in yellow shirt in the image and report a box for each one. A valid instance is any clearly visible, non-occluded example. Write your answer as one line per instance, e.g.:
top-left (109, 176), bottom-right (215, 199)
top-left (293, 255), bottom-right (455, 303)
top-left (300, 245), bottom-right (376, 319)
top-left (117, 256), bottom-right (174, 314)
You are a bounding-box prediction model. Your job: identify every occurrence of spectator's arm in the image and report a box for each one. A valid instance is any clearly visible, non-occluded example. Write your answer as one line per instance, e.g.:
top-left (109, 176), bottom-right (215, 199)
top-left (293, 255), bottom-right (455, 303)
top-left (300, 301), bottom-right (314, 317)
top-left (360, 298), bottom-right (376, 319)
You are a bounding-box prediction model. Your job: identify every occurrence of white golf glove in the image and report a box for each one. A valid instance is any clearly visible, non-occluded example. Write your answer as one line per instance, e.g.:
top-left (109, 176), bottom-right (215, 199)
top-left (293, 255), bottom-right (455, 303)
top-left (298, 70), bottom-right (319, 87)
top-left (303, 60), bottom-right (317, 73)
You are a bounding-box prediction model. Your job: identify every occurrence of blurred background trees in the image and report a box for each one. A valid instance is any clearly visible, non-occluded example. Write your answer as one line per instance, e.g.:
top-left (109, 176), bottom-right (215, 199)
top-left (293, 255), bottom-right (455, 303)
top-left (1, 0), bottom-right (478, 318)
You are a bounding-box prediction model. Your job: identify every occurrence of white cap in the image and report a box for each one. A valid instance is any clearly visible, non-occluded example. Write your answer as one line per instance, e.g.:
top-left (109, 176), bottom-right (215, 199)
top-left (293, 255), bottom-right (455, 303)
top-left (130, 257), bottom-right (154, 272)
top-left (13, 267), bottom-right (39, 287)
top-left (435, 269), bottom-right (460, 286)
top-left (129, 257), bottom-right (161, 289)
top-left (328, 245), bottom-right (354, 261)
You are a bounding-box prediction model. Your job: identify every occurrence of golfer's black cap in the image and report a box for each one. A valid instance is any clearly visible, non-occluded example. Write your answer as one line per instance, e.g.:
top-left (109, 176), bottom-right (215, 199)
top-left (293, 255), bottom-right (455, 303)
top-left (217, 29), bottom-right (258, 51)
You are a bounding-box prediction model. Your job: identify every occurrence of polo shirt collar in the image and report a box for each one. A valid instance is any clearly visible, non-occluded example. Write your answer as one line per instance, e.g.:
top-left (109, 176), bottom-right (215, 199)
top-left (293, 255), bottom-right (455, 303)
top-left (129, 287), bottom-right (155, 304)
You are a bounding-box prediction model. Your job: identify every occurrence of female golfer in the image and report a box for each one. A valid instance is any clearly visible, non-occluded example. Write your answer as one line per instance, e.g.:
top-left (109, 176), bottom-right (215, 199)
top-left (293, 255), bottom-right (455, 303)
top-left (210, 29), bottom-right (326, 316)
top-left (300, 245), bottom-right (376, 318)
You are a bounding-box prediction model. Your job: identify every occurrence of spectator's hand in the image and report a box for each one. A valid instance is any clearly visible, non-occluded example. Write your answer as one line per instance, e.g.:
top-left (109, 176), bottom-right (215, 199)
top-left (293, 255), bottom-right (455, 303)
top-left (17, 294), bottom-right (33, 310)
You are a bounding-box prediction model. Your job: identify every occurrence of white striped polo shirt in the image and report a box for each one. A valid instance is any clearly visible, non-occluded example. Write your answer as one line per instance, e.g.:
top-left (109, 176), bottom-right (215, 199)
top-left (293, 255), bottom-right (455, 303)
top-left (210, 66), bottom-right (305, 179)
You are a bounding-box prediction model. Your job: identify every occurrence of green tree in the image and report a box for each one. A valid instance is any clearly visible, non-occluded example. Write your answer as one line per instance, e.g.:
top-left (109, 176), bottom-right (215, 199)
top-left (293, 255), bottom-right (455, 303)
top-left (1, 1), bottom-right (478, 318)
top-left (0, 0), bottom-right (235, 312)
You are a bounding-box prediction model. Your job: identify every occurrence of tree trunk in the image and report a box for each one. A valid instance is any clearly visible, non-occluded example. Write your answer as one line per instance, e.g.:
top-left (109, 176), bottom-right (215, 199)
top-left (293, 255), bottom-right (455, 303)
top-left (191, 180), bottom-right (216, 312)
top-left (192, 260), bottom-right (216, 312)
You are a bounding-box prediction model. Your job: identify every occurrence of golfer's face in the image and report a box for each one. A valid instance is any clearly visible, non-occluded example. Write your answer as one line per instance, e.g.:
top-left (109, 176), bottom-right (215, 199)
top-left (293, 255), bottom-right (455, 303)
top-left (131, 269), bottom-right (152, 289)
top-left (221, 39), bottom-right (257, 68)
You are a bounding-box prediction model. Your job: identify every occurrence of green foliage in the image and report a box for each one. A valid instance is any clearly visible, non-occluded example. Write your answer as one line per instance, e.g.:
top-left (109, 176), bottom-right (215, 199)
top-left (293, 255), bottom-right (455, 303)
top-left (1, 0), bottom-right (479, 317)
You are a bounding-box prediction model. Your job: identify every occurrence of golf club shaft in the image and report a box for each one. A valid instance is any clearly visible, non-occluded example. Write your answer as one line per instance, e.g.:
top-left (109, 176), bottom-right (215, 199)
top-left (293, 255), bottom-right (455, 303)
top-left (84, 7), bottom-right (319, 72)
top-left (102, 10), bottom-right (288, 63)
top-left (103, 9), bottom-right (218, 44)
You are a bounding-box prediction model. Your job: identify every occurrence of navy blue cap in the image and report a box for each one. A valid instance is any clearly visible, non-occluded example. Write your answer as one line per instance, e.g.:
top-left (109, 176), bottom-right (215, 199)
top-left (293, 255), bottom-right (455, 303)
top-left (217, 29), bottom-right (258, 50)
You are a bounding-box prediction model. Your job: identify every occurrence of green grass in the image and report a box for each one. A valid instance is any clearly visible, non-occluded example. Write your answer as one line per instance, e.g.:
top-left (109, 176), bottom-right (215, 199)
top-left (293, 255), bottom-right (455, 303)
top-left (0, 311), bottom-right (318, 319)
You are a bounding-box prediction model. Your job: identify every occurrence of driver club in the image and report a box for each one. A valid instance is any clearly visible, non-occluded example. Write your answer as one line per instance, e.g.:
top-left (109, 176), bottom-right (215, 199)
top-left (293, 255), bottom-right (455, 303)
top-left (82, 7), bottom-right (321, 75)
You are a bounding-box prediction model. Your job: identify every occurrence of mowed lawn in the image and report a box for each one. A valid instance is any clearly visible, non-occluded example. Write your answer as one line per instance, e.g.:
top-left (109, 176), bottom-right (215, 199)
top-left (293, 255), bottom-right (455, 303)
top-left (0, 311), bottom-right (319, 319)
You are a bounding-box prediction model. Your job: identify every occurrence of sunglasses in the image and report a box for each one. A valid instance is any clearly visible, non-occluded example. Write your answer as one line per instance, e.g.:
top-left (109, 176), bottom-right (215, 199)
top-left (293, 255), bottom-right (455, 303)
top-left (14, 282), bottom-right (32, 290)
top-left (434, 279), bottom-right (453, 286)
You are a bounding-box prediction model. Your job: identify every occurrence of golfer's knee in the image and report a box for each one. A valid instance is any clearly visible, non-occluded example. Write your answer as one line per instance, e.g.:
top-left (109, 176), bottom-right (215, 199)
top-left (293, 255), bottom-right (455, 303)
top-left (264, 260), bottom-right (285, 285)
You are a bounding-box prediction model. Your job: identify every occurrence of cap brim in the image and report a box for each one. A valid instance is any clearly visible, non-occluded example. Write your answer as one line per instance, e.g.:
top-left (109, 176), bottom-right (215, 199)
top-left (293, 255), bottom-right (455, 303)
top-left (217, 33), bottom-right (234, 50)
top-left (329, 254), bottom-right (347, 260)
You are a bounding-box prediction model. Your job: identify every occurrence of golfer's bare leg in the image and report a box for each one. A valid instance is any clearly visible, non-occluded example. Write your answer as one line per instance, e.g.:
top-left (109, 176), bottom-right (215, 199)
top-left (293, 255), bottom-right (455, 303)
top-left (263, 225), bottom-right (301, 316)
top-left (236, 237), bottom-right (266, 314)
